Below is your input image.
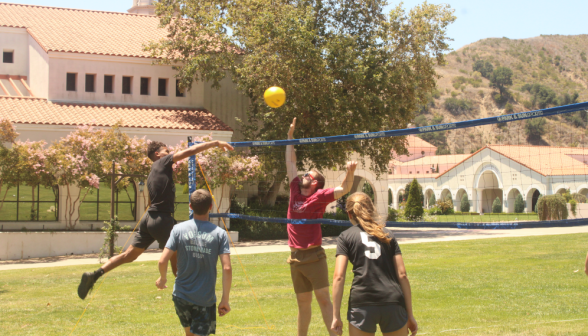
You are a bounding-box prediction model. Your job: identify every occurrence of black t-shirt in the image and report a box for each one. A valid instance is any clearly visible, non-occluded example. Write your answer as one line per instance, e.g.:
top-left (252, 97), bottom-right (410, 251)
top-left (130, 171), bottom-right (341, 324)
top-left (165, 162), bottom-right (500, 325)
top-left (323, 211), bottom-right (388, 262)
top-left (147, 154), bottom-right (175, 213)
top-left (336, 225), bottom-right (405, 308)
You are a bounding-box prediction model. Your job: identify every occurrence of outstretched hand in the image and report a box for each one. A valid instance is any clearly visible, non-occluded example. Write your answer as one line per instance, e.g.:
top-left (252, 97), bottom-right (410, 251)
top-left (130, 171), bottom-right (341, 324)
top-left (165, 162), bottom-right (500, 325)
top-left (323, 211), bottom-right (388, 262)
top-left (287, 118), bottom-right (296, 139)
top-left (346, 161), bottom-right (357, 172)
top-left (217, 141), bottom-right (234, 152)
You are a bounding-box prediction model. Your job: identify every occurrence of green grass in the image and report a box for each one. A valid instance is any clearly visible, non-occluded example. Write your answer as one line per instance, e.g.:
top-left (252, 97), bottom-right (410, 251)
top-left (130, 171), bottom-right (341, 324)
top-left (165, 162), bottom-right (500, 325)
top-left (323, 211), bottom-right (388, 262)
top-left (1, 234), bottom-right (588, 335)
top-left (426, 213), bottom-right (539, 223)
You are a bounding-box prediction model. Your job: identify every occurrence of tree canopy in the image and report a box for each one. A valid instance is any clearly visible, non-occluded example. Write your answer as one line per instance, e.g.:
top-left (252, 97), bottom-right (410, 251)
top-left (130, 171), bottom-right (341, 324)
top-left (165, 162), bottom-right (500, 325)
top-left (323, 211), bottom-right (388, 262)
top-left (147, 0), bottom-right (456, 178)
top-left (489, 66), bottom-right (513, 95)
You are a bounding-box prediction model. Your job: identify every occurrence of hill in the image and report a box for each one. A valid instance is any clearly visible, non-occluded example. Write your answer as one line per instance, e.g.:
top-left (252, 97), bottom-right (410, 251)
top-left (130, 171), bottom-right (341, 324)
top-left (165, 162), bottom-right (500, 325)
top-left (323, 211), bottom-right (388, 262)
top-left (415, 34), bottom-right (588, 154)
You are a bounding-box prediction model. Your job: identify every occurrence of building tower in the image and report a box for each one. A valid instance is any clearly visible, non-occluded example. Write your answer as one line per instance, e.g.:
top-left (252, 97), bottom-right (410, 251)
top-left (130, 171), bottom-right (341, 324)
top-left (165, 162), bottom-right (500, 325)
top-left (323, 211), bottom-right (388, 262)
top-left (128, 0), bottom-right (156, 16)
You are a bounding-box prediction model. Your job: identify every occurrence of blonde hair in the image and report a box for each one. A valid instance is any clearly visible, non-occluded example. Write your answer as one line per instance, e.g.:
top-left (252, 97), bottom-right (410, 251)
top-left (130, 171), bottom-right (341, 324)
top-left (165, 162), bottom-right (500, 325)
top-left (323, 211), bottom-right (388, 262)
top-left (346, 192), bottom-right (392, 244)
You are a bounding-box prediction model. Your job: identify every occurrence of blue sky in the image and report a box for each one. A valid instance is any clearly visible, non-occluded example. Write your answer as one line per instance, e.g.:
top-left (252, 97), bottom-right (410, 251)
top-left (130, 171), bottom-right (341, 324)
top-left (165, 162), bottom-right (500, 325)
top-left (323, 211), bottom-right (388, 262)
top-left (6, 0), bottom-right (588, 51)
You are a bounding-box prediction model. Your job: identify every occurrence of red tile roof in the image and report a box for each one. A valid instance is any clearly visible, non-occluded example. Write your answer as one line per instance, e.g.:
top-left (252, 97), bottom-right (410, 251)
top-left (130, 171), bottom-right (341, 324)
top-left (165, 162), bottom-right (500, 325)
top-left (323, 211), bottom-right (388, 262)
top-left (0, 97), bottom-right (232, 131)
top-left (0, 3), bottom-right (167, 58)
top-left (404, 135), bottom-right (437, 149)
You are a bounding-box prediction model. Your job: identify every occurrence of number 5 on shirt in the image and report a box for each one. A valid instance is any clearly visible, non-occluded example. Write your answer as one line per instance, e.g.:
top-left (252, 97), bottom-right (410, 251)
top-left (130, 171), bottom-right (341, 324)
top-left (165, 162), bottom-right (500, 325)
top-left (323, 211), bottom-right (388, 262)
top-left (360, 232), bottom-right (381, 259)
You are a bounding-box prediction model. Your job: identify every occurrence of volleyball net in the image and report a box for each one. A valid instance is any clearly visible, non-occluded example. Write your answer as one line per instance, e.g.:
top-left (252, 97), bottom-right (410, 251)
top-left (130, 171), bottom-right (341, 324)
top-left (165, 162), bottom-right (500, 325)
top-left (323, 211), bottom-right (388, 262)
top-left (186, 101), bottom-right (588, 232)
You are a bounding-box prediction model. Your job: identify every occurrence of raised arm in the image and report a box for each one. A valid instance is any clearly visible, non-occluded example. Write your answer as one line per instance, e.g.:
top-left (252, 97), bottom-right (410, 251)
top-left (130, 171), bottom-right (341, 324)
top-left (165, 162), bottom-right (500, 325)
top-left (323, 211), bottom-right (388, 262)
top-left (218, 253), bottom-right (232, 317)
top-left (395, 254), bottom-right (418, 336)
top-left (331, 255), bottom-right (348, 336)
top-left (155, 247), bottom-right (175, 290)
top-left (173, 140), bottom-right (234, 163)
top-left (333, 161), bottom-right (357, 200)
top-left (286, 118), bottom-right (298, 182)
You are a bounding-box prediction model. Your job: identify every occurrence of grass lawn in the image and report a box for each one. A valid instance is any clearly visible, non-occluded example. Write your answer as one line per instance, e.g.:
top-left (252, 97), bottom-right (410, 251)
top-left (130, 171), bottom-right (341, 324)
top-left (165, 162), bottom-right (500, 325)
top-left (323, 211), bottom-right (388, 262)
top-left (427, 213), bottom-right (539, 223)
top-left (1, 234), bottom-right (587, 335)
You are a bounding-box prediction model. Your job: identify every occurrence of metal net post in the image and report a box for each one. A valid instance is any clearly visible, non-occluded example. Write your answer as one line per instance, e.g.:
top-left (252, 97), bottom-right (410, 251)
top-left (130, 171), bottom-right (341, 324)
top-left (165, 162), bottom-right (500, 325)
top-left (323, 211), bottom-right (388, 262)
top-left (188, 136), bottom-right (197, 219)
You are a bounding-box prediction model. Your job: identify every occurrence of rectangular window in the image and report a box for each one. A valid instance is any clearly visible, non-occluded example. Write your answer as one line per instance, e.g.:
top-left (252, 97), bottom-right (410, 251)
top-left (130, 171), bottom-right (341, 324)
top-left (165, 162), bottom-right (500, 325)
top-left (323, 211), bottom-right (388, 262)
top-left (140, 77), bottom-right (150, 95)
top-left (85, 74), bottom-right (95, 93)
top-left (0, 184), bottom-right (59, 221)
top-left (79, 181), bottom-right (137, 221)
top-left (176, 80), bottom-right (185, 97)
top-left (104, 75), bottom-right (114, 93)
top-left (66, 73), bottom-right (77, 92)
top-left (3, 51), bottom-right (14, 63)
top-left (122, 76), bottom-right (132, 94)
top-left (158, 78), bottom-right (167, 96)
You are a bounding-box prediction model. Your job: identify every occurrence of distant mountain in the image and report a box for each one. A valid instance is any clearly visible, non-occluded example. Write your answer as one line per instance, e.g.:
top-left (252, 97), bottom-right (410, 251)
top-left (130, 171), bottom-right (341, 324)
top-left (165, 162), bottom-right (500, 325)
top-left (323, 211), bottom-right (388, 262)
top-left (416, 35), bottom-right (588, 154)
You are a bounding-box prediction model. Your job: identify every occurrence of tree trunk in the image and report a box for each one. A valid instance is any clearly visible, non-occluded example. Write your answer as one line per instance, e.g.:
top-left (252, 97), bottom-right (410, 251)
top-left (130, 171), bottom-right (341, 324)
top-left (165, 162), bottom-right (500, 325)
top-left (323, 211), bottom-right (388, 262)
top-left (262, 171), bottom-right (286, 206)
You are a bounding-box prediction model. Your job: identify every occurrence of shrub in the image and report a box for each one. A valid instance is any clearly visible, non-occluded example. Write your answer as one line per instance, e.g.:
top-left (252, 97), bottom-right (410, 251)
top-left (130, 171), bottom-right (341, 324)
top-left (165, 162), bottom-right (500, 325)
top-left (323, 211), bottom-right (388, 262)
top-left (436, 199), bottom-right (454, 215)
top-left (505, 103), bottom-right (514, 113)
top-left (525, 117), bottom-right (547, 139)
top-left (387, 207), bottom-right (398, 222)
top-left (570, 199), bottom-right (577, 217)
top-left (460, 193), bottom-right (470, 212)
top-left (404, 179), bottom-right (424, 220)
top-left (514, 194), bottom-right (525, 213)
top-left (403, 181), bottom-right (424, 204)
top-left (537, 194), bottom-right (568, 220)
top-left (388, 189), bottom-right (393, 205)
top-left (444, 97), bottom-right (473, 115)
top-left (492, 197), bottom-right (502, 213)
top-left (473, 60), bottom-right (494, 78)
top-left (572, 193), bottom-right (587, 203)
top-left (429, 193), bottom-right (436, 207)
top-left (493, 92), bottom-right (508, 105)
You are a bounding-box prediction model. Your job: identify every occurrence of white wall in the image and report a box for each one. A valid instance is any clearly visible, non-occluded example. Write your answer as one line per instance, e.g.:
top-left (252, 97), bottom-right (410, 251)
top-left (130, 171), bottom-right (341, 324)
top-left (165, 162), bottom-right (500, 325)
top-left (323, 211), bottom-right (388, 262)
top-left (0, 27), bottom-right (29, 77)
top-left (203, 76), bottom-right (250, 141)
top-left (48, 53), bottom-right (205, 107)
top-left (27, 34), bottom-right (49, 98)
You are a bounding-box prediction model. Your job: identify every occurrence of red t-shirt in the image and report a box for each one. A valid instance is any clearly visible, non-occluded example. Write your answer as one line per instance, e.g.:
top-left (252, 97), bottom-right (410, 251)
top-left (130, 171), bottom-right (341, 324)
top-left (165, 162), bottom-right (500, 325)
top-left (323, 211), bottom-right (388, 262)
top-left (287, 177), bottom-right (335, 248)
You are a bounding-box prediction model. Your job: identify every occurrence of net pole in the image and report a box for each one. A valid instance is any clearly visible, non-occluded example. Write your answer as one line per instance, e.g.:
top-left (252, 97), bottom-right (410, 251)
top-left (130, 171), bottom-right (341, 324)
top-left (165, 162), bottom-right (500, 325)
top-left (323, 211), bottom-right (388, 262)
top-left (188, 136), bottom-right (197, 219)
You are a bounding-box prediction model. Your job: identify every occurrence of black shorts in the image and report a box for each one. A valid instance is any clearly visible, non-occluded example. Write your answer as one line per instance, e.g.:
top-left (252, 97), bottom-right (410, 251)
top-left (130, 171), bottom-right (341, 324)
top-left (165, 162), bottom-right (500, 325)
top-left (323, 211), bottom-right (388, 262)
top-left (348, 304), bottom-right (408, 333)
top-left (132, 211), bottom-right (176, 249)
top-left (173, 295), bottom-right (216, 335)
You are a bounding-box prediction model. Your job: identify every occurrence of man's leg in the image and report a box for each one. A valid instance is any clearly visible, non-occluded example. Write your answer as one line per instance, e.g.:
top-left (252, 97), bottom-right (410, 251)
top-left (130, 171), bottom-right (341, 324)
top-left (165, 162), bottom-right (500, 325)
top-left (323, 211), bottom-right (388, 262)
top-left (314, 286), bottom-right (337, 336)
top-left (101, 245), bottom-right (145, 273)
top-left (183, 327), bottom-right (195, 336)
top-left (296, 291), bottom-right (313, 336)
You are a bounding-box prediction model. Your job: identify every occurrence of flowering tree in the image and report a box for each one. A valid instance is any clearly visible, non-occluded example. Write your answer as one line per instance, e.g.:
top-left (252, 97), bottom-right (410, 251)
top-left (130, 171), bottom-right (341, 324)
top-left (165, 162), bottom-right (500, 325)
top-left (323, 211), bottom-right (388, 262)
top-left (170, 137), bottom-right (264, 213)
top-left (0, 120), bottom-right (20, 212)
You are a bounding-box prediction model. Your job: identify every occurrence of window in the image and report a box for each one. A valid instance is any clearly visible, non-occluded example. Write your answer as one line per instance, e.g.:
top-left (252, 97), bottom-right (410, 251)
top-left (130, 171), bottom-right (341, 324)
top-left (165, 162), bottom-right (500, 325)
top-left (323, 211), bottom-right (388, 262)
top-left (0, 184), bottom-right (59, 221)
top-left (158, 78), bottom-right (167, 96)
top-left (122, 76), bottom-right (132, 94)
top-left (104, 75), bottom-right (114, 93)
top-left (80, 181), bottom-right (137, 221)
top-left (176, 80), bottom-right (185, 97)
top-left (3, 51), bottom-right (14, 63)
top-left (85, 74), bottom-right (95, 93)
top-left (66, 73), bottom-right (77, 91)
top-left (140, 77), bottom-right (150, 95)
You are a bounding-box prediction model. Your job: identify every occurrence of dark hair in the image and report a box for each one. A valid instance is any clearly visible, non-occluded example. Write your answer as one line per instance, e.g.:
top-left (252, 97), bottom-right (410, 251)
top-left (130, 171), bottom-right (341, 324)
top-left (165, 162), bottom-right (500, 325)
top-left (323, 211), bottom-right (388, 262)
top-left (147, 141), bottom-right (167, 162)
top-left (190, 189), bottom-right (213, 215)
top-left (311, 168), bottom-right (325, 189)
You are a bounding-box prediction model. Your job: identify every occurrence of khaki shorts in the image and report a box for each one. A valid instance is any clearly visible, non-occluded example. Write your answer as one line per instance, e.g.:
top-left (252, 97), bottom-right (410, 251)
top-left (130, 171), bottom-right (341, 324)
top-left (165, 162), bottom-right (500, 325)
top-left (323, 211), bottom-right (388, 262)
top-left (287, 247), bottom-right (329, 293)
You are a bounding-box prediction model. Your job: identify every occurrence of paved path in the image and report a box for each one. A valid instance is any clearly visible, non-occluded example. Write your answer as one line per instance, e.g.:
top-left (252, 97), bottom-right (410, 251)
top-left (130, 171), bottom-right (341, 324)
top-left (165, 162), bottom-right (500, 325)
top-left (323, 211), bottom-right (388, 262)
top-left (1, 225), bottom-right (588, 271)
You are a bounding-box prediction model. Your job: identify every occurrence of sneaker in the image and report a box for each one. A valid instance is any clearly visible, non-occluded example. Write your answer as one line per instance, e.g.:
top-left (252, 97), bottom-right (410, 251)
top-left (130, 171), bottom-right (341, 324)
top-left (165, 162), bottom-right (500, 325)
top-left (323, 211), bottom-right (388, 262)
top-left (77, 272), bottom-right (97, 300)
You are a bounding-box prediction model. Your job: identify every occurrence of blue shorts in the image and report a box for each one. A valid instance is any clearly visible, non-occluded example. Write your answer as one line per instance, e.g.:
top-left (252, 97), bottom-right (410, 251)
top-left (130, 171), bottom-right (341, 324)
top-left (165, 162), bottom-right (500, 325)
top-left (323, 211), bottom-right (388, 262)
top-left (348, 304), bottom-right (408, 333)
top-left (173, 296), bottom-right (216, 335)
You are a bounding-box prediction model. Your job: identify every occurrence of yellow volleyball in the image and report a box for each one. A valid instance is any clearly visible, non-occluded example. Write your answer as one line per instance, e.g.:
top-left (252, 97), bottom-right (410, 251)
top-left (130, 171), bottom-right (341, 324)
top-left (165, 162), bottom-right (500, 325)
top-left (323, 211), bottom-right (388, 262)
top-left (264, 86), bottom-right (286, 108)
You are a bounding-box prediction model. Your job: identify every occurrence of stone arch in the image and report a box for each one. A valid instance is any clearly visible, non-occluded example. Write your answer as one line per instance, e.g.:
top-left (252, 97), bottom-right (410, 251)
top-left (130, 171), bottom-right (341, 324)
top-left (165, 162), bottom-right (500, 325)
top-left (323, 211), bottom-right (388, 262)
top-left (554, 184), bottom-right (570, 195)
top-left (505, 186), bottom-right (523, 213)
top-left (474, 163), bottom-right (503, 214)
top-left (424, 187), bottom-right (435, 208)
top-left (577, 184), bottom-right (588, 199)
top-left (440, 188), bottom-right (453, 202)
top-left (455, 188), bottom-right (468, 212)
top-left (525, 187), bottom-right (542, 213)
top-left (333, 168), bottom-right (387, 216)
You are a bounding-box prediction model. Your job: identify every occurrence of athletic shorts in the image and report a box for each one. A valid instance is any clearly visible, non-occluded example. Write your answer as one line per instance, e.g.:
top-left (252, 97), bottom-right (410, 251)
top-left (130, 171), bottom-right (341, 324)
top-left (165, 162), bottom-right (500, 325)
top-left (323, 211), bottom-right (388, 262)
top-left (287, 246), bottom-right (329, 293)
top-left (132, 211), bottom-right (176, 249)
top-left (348, 304), bottom-right (408, 333)
top-left (173, 296), bottom-right (216, 336)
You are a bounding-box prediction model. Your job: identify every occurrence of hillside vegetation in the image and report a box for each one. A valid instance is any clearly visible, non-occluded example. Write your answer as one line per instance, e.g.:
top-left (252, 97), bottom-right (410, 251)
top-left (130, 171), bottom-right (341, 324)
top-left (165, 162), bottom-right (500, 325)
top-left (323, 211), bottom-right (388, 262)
top-left (415, 34), bottom-right (588, 154)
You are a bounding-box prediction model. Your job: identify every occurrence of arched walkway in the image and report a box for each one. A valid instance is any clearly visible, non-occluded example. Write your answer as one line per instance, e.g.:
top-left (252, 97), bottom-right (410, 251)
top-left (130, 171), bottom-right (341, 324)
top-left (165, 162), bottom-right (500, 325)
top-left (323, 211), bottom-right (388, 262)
top-left (424, 188), bottom-right (435, 208)
top-left (455, 188), bottom-right (468, 212)
top-left (525, 188), bottom-right (541, 213)
top-left (506, 188), bottom-right (522, 213)
top-left (579, 188), bottom-right (588, 199)
top-left (475, 167), bottom-right (503, 214)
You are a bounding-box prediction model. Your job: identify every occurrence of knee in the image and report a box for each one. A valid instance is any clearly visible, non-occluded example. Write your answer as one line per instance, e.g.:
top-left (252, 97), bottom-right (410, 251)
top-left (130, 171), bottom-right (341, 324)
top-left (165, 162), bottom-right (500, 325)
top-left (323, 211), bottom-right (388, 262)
top-left (120, 250), bottom-right (139, 263)
top-left (296, 293), bottom-right (313, 307)
top-left (315, 291), bottom-right (332, 307)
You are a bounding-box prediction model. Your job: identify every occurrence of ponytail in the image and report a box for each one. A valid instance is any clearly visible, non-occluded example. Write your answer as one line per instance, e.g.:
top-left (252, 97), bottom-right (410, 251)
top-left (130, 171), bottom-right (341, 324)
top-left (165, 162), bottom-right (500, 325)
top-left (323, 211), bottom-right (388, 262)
top-left (346, 192), bottom-right (392, 244)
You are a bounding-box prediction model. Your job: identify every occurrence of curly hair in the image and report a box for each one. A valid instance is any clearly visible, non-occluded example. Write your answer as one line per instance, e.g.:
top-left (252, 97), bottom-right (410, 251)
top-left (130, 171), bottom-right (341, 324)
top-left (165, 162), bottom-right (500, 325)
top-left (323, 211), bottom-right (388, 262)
top-left (147, 141), bottom-right (167, 161)
top-left (346, 192), bottom-right (392, 244)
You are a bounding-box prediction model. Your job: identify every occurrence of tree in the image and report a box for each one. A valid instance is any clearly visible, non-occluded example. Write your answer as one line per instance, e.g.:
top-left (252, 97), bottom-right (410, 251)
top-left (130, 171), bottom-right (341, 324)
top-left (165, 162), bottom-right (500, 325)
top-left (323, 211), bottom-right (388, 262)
top-left (148, 0), bottom-right (456, 205)
top-left (404, 181), bottom-right (424, 204)
top-left (460, 193), bottom-right (470, 212)
top-left (472, 60), bottom-right (494, 78)
top-left (490, 66), bottom-right (513, 96)
top-left (388, 189), bottom-right (393, 205)
top-left (428, 193), bottom-right (436, 207)
top-left (404, 179), bottom-right (424, 220)
top-left (537, 194), bottom-right (568, 220)
top-left (514, 194), bottom-right (525, 213)
top-left (525, 117), bottom-right (547, 139)
top-left (492, 197), bottom-right (502, 213)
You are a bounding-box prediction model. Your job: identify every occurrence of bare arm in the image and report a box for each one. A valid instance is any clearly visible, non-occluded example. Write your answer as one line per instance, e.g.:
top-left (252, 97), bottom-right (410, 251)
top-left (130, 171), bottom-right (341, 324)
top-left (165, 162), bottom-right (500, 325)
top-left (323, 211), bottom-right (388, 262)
top-left (173, 140), bottom-right (234, 163)
top-left (585, 251), bottom-right (588, 277)
top-left (286, 118), bottom-right (298, 182)
top-left (331, 255), bottom-right (348, 336)
top-left (395, 254), bottom-right (418, 336)
top-left (218, 253), bottom-right (232, 316)
top-left (156, 247), bottom-right (175, 289)
top-left (333, 161), bottom-right (357, 200)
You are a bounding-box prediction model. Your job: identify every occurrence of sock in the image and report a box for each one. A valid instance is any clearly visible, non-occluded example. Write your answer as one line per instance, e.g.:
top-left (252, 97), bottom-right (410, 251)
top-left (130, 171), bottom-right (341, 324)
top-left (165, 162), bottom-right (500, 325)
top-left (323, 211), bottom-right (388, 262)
top-left (93, 268), bottom-right (105, 280)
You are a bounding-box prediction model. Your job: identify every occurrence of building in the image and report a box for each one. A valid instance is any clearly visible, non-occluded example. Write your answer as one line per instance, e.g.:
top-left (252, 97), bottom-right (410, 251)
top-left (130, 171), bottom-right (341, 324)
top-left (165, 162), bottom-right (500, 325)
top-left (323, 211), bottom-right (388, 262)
top-left (0, 1), bottom-right (248, 230)
top-left (388, 142), bottom-right (588, 214)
